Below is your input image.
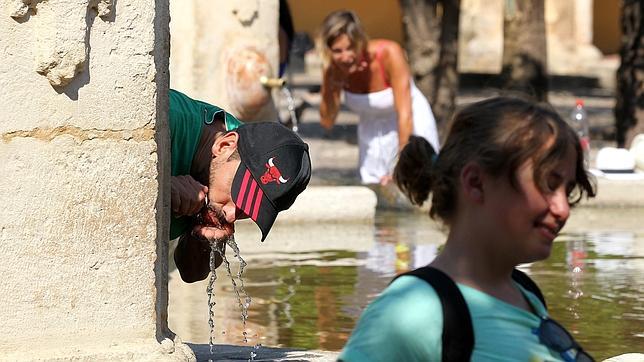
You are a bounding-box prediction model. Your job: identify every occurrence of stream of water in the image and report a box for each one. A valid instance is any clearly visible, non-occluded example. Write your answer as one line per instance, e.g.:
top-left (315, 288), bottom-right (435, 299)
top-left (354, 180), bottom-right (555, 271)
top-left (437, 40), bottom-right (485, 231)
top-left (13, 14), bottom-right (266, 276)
top-left (207, 235), bottom-right (255, 361)
top-left (206, 240), bottom-right (219, 362)
top-left (281, 87), bottom-right (298, 133)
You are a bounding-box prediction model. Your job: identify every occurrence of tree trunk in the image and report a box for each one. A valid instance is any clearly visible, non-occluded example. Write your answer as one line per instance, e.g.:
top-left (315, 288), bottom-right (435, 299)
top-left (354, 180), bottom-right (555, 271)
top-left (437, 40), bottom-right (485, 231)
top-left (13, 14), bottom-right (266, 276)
top-left (399, 0), bottom-right (460, 138)
top-left (501, 0), bottom-right (548, 102)
top-left (615, 0), bottom-right (644, 148)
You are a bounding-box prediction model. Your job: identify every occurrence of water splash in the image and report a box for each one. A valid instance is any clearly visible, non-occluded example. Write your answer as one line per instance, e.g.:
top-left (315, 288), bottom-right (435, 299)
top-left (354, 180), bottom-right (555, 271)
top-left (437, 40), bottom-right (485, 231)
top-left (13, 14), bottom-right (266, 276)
top-left (205, 235), bottom-right (257, 360)
top-left (281, 87), bottom-right (298, 132)
top-left (566, 240), bottom-right (586, 320)
top-left (214, 235), bottom-right (253, 343)
top-left (248, 343), bottom-right (262, 361)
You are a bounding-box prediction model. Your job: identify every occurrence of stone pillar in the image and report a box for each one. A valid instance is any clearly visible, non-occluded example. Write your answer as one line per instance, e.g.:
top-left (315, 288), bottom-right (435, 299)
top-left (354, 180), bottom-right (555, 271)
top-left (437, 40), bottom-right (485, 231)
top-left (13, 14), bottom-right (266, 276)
top-left (545, 0), bottom-right (602, 74)
top-left (458, 0), bottom-right (504, 74)
top-left (169, 0), bottom-right (280, 122)
top-left (458, 0), bottom-right (607, 79)
top-left (0, 0), bottom-right (192, 360)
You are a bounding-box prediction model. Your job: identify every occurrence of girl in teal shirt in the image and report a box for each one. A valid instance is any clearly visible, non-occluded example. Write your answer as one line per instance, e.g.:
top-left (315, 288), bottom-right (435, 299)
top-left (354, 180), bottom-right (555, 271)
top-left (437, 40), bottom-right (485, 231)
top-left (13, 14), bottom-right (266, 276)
top-left (339, 97), bottom-right (596, 361)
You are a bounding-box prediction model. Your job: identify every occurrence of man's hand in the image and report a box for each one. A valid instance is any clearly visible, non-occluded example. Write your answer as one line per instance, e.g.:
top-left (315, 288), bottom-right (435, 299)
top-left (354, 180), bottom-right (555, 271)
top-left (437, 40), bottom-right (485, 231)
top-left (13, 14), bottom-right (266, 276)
top-left (171, 175), bottom-right (208, 216)
top-left (192, 222), bottom-right (235, 243)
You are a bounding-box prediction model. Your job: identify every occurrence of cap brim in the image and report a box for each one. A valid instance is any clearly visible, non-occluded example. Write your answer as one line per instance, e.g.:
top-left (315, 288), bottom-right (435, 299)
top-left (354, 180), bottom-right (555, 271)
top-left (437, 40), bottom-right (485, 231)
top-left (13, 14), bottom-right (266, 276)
top-left (231, 164), bottom-right (277, 241)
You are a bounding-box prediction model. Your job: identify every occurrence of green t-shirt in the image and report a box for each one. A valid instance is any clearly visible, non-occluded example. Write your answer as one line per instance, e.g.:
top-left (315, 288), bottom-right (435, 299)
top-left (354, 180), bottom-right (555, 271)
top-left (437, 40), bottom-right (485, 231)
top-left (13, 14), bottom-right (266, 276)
top-left (168, 89), bottom-right (243, 240)
top-left (339, 275), bottom-right (564, 362)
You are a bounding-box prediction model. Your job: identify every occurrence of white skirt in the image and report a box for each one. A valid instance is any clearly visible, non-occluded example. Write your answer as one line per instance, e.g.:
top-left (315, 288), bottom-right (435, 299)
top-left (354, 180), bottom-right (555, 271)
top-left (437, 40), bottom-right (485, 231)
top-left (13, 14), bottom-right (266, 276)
top-left (346, 82), bottom-right (440, 184)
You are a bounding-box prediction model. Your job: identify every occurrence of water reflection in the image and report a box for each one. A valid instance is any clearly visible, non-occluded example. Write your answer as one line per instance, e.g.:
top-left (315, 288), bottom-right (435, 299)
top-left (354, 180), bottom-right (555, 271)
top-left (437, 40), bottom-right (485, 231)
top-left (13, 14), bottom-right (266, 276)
top-left (364, 241), bottom-right (439, 276)
top-left (533, 231), bottom-right (644, 359)
top-left (168, 213), bottom-right (643, 360)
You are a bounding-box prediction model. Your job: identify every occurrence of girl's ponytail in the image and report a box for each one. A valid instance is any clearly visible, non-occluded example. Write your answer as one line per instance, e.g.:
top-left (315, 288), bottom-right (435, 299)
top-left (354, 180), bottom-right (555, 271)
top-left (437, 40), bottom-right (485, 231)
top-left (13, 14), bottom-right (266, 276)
top-left (394, 135), bottom-right (437, 206)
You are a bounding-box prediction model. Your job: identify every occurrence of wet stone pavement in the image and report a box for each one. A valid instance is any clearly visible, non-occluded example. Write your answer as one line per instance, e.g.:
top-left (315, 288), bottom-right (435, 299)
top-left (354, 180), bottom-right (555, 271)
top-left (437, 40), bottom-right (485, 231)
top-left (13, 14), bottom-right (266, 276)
top-left (190, 343), bottom-right (338, 361)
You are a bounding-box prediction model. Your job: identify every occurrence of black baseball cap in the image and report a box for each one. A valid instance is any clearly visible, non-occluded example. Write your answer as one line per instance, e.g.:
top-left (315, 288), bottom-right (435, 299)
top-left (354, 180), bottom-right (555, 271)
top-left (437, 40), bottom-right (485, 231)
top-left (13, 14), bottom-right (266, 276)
top-left (231, 122), bottom-right (311, 241)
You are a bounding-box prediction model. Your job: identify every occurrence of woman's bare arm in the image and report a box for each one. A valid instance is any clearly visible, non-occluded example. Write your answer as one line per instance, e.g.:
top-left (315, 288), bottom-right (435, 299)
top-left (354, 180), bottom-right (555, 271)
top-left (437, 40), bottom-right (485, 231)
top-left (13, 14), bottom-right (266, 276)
top-left (384, 41), bottom-right (414, 150)
top-left (320, 66), bottom-right (342, 130)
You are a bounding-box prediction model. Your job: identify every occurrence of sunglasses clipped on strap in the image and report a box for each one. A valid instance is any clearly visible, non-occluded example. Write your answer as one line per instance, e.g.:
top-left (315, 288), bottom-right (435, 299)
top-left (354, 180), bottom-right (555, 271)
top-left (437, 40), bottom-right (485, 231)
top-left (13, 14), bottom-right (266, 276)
top-left (534, 317), bottom-right (594, 362)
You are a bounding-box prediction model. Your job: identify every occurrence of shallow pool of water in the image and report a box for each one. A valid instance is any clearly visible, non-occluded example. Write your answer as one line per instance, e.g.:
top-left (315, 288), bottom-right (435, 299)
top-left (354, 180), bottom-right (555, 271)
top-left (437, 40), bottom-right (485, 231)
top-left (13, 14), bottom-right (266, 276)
top-left (168, 211), bottom-right (644, 360)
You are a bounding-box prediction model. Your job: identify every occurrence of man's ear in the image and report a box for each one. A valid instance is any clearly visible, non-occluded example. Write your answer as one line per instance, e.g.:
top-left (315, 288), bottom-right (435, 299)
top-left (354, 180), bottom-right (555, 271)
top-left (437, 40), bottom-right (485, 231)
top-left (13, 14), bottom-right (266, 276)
top-left (212, 131), bottom-right (239, 158)
top-left (460, 161), bottom-right (484, 203)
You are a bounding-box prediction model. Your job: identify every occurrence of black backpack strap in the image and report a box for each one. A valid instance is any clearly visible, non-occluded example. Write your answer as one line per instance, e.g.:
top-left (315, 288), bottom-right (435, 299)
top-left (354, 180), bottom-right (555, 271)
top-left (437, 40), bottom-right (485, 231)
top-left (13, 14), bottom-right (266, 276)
top-left (511, 269), bottom-right (547, 309)
top-left (393, 267), bottom-right (474, 362)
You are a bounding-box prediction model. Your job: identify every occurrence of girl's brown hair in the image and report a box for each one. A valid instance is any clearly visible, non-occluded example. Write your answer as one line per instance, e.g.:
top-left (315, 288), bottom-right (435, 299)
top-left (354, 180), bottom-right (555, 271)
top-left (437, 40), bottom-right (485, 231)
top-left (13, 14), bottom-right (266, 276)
top-left (394, 97), bottom-right (596, 224)
top-left (317, 10), bottom-right (369, 68)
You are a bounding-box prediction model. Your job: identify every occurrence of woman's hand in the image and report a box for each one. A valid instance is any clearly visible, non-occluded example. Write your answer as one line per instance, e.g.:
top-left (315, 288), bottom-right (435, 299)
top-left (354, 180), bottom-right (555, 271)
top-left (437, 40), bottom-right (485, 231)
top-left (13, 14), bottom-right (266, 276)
top-left (380, 174), bottom-right (393, 186)
top-left (171, 175), bottom-right (208, 216)
top-left (320, 117), bottom-right (335, 131)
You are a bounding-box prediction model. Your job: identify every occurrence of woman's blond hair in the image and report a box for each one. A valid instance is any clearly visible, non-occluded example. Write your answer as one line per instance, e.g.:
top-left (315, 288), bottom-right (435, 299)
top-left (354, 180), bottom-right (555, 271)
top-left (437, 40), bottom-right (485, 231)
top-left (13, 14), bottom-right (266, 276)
top-left (317, 10), bottom-right (369, 69)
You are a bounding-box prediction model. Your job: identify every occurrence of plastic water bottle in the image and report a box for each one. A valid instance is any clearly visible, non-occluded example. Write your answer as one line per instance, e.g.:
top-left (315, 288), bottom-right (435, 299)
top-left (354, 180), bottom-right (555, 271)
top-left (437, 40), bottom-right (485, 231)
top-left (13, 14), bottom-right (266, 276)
top-left (570, 99), bottom-right (590, 166)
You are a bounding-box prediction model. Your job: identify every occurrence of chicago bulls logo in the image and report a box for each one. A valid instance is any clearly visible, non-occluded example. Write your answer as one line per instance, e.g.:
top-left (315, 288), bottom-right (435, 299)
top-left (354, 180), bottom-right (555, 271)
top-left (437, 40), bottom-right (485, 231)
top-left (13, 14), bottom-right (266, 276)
top-left (260, 157), bottom-right (289, 185)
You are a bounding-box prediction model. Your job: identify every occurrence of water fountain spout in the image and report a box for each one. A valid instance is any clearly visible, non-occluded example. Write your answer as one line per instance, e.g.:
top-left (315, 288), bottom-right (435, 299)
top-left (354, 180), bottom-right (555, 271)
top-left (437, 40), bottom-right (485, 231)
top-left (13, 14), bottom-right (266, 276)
top-left (259, 76), bottom-right (299, 133)
top-left (259, 76), bottom-right (286, 88)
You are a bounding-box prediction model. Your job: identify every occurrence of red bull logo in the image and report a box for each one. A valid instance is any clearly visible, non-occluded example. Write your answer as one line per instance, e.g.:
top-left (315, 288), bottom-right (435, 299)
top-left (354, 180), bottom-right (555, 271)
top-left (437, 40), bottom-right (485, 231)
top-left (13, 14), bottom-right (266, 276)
top-left (260, 157), bottom-right (289, 185)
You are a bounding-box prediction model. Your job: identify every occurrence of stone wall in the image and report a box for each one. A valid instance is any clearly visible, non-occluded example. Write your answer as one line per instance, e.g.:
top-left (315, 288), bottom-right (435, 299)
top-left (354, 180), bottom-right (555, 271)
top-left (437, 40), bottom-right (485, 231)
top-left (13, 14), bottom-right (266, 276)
top-left (0, 0), bottom-right (191, 360)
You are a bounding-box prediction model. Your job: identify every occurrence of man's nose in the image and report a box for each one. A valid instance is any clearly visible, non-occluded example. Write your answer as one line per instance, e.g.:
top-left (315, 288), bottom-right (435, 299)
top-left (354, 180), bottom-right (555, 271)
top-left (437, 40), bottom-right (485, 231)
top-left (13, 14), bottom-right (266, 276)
top-left (224, 203), bottom-right (238, 224)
